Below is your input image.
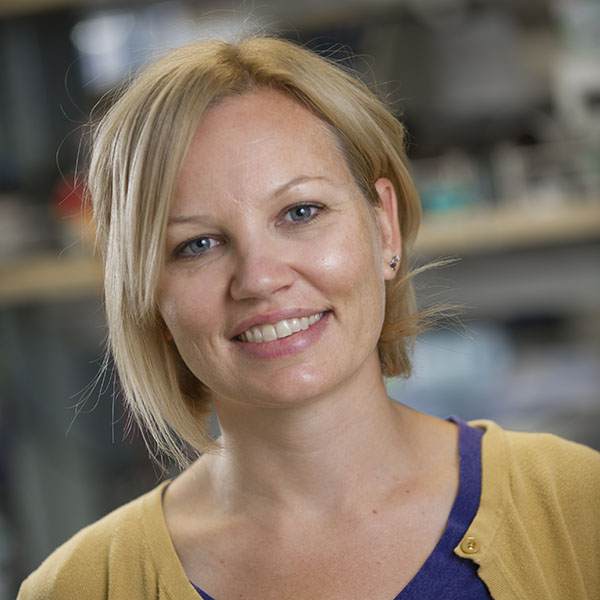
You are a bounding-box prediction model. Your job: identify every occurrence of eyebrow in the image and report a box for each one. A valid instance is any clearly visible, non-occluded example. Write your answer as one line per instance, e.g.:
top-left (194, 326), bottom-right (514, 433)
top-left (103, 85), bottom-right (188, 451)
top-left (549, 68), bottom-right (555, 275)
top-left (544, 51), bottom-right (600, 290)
top-left (167, 213), bottom-right (212, 226)
top-left (272, 175), bottom-right (330, 197)
top-left (167, 175), bottom-right (331, 226)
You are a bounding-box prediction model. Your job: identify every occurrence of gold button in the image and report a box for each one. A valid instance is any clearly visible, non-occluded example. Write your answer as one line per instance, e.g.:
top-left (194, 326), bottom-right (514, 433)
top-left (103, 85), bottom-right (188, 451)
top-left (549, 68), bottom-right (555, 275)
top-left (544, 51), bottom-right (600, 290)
top-left (460, 536), bottom-right (480, 554)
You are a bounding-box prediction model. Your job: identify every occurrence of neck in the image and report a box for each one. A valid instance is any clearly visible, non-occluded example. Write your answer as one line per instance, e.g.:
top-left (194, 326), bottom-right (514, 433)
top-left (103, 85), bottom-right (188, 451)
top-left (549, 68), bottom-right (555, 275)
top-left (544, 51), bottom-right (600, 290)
top-left (199, 369), bottom-right (422, 516)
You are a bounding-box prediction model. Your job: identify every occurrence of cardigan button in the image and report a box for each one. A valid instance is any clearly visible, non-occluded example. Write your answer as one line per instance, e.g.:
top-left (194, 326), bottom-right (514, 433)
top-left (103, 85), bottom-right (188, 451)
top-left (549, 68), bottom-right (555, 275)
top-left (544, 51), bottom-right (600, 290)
top-left (460, 536), bottom-right (480, 554)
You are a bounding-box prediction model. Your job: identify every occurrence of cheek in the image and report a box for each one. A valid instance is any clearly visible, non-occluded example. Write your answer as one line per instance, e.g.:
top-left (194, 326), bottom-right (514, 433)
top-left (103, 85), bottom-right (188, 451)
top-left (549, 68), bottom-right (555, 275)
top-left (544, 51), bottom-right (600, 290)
top-left (310, 224), bottom-right (386, 314)
top-left (159, 292), bottom-right (219, 386)
top-left (158, 277), bottom-right (218, 351)
top-left (158, 286), bottom-right (186, 338)
top-left (316, 212), bottom-right (377, 268)
top-left (159, 301), bottom-right (197, 368)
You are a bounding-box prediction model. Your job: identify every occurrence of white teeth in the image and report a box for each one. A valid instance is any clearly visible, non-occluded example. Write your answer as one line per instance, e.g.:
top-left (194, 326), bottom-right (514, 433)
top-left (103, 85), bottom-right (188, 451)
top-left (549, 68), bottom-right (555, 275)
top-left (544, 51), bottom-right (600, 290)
top-left (238, 312), bottom-right (325, 343)
top-left (276, 320), bottom-right (293, 338)
top-left (262, 324), bottom-right (277, 342)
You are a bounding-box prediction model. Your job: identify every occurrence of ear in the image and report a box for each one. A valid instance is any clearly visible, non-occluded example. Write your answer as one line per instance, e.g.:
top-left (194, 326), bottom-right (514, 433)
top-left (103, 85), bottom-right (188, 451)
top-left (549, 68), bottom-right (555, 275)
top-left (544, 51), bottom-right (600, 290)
top-left (373, 178), bottom-right (402, 280)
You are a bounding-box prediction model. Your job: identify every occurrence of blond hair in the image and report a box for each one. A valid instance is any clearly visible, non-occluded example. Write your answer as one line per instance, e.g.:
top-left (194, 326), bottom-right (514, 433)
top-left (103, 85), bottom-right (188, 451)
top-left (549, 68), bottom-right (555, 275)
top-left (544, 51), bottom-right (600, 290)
top-left (89, 36), bottom-right (425, 466)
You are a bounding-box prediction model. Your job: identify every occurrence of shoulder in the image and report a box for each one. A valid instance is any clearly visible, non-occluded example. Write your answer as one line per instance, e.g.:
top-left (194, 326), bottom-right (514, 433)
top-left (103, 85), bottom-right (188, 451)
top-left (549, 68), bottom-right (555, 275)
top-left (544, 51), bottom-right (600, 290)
top-left (17, 482), bottom-right (169, 600)
top-left (462, 420), bottom-right (600, 597)
top-left (472, 419), bottom-right (600, 502)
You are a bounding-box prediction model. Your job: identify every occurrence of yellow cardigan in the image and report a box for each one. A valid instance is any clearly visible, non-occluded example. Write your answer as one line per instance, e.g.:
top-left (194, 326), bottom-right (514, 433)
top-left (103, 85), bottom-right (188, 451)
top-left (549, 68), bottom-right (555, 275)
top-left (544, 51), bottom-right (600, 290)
top-left (18, 420), bottom-right (600, 599)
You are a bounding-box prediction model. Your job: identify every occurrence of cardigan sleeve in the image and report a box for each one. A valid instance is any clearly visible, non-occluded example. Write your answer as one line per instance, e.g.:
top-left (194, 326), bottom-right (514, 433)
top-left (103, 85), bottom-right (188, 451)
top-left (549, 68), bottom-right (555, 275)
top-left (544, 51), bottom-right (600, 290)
top-left (16, 494), bottom-right (157, 600)
top-left (458, 421), bottom-right (600, 600)
top-left (16, 482), bottom-right (197, 600)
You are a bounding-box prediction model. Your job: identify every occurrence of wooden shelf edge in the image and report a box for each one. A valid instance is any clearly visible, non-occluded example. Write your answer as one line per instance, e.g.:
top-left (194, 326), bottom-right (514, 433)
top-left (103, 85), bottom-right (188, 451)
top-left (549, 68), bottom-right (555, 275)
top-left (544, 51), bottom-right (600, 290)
top-left (415, 203), bottom-right (600, 257)
top-left (0, 254), bottom-right (103, 306)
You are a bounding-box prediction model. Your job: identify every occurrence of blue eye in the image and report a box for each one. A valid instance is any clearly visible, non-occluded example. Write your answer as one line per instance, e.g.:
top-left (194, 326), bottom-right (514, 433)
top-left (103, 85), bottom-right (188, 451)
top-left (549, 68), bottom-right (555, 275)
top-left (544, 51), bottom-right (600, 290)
top-left (284, 203), bottom-right (322, 223)
top-left (176, 236), bottom-right (221, 258)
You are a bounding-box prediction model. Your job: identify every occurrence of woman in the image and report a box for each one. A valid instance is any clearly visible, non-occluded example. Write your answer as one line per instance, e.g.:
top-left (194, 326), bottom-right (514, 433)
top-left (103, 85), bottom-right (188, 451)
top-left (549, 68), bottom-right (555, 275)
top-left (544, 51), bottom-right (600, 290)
top-left (19, 36), bottom-right (599, 599)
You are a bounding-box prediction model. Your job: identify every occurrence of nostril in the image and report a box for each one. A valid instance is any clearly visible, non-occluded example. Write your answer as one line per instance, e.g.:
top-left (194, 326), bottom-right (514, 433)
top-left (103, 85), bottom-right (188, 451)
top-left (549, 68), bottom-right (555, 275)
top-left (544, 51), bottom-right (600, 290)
top-left (229, 255), bottom-right (295, 301)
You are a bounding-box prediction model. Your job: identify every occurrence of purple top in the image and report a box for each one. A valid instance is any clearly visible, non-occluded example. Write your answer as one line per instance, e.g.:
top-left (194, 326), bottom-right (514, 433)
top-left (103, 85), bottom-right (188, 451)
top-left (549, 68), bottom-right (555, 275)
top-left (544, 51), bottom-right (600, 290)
top-left (191, 418), bottom-right (492, 599)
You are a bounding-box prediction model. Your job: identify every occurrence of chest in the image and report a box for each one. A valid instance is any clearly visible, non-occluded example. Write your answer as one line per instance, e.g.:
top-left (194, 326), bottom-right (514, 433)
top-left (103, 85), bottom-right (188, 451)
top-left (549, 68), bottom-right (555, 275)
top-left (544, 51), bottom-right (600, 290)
top-left (181, 501), bottom-right (453, 600)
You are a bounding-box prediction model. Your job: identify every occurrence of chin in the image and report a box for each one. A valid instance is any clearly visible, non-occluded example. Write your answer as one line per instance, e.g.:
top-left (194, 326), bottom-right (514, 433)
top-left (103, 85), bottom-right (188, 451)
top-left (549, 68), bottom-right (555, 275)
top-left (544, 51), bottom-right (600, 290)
top-left (233, 365), bottom-right (340, 409)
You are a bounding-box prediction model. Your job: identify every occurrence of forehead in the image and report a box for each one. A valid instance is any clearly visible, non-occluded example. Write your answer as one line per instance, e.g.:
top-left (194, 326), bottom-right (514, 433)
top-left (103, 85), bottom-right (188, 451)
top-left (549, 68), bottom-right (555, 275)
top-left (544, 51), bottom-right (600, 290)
top-left (173, 89), bottom-right (354, 208)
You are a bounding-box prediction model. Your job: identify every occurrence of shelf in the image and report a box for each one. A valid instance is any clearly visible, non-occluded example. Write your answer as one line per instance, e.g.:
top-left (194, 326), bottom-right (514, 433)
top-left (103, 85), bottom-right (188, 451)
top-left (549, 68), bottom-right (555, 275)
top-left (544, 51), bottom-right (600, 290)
top-left (0, 254), bottom-right (103, 306)
top-left (1, 204), bottom-right (599, 306)
top-left (414, 203), bottom-right (600, 257)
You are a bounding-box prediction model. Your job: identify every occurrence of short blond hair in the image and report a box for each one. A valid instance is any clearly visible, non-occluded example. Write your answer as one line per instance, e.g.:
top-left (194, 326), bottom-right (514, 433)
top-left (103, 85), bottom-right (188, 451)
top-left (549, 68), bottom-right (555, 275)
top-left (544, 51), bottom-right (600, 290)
top-left (89, 36), bottom-right (424, 466)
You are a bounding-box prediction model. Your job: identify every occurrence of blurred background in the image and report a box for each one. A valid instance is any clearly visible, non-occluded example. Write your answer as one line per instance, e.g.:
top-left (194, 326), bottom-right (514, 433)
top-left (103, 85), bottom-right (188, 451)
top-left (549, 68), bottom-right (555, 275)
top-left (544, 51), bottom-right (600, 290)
top-left (0, 0), bottom-right (599, 594)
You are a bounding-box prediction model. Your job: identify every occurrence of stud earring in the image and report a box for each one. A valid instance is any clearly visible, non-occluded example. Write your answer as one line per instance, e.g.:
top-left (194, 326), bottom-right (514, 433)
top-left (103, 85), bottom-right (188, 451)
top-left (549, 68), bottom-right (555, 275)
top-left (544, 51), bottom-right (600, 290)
top-left (389, 255), bottom-right (400, 271)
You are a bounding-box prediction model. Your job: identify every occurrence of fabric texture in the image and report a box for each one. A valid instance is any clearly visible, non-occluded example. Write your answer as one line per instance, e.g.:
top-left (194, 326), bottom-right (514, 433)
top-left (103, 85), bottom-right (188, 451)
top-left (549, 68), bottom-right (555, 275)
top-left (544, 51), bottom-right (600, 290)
top-left (455, 420), bottom-right (600, 599)
top-left (17, 420), bottom-right (600, 600)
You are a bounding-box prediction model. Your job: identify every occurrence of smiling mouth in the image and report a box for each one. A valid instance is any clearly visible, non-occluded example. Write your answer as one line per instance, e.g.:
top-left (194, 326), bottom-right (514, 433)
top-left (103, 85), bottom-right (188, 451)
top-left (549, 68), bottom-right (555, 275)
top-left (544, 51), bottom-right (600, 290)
top-left (237, 312), bottom-right (325, 343)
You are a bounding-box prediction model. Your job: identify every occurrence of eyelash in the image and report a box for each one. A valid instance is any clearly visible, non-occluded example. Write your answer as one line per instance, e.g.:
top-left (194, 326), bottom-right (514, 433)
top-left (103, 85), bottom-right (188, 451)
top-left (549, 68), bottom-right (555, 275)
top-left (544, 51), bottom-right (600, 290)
top-left (172, 202), bottom-right (326, 260)
top-left (173, 236), bottom-right (224, 259)
top-left (281, 202), bottom-right (325, 225)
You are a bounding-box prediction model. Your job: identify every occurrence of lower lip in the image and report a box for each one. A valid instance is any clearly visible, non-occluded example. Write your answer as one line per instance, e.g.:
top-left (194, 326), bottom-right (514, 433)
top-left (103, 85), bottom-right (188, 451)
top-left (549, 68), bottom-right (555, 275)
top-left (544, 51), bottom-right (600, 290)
top-left (233, 312), bottom-right (330, 360)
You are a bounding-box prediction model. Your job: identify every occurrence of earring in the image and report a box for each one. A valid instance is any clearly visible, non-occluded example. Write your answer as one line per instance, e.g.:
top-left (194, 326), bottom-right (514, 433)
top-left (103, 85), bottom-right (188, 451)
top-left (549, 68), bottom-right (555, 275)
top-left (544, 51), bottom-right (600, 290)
top-left (389, 255), bottom-right (400, 271)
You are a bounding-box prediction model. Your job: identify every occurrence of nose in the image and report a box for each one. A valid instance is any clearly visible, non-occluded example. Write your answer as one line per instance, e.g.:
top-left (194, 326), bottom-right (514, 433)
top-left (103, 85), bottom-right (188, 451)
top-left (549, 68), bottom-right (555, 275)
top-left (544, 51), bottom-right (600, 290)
top-left (229, 241), bottom-right (295, 301)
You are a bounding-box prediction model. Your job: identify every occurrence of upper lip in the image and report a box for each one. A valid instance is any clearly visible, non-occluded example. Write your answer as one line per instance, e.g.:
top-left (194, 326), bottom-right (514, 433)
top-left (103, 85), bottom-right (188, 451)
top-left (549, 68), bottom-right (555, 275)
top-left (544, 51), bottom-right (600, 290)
top-left (230, 308), bottom-right (327, 339)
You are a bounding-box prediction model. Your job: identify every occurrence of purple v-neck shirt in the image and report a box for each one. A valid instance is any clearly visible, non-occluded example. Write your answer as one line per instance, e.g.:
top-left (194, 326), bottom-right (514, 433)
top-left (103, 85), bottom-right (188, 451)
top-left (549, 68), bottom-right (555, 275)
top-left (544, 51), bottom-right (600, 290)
top-left (191, 418), bottom-right (492, 599)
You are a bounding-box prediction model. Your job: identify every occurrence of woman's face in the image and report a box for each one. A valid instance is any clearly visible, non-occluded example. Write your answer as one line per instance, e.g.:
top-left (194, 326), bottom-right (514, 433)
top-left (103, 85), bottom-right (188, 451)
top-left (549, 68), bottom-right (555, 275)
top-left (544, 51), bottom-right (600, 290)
top-left (158, 89), bottom-right (400, 410)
